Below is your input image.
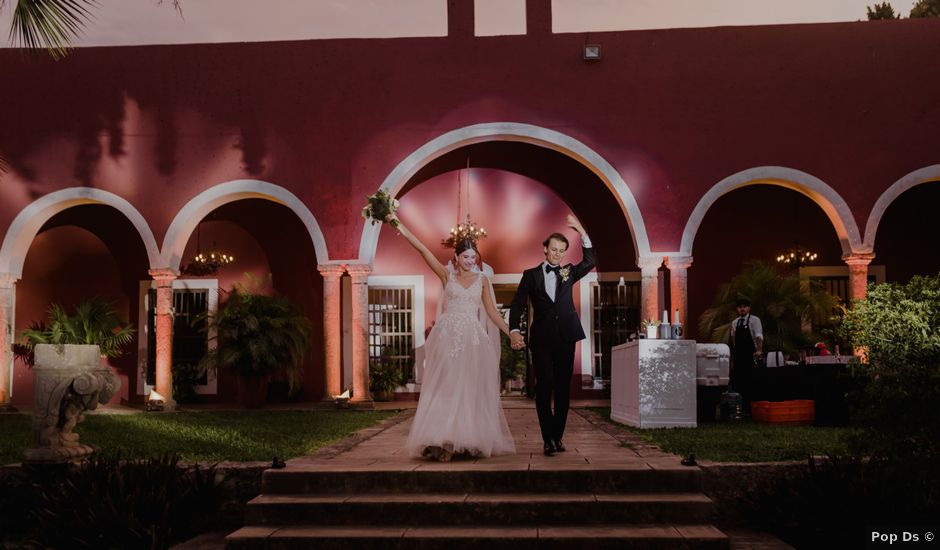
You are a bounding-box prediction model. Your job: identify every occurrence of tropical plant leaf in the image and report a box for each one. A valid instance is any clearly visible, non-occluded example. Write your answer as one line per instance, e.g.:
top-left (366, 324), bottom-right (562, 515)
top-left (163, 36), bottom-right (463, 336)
top-left (7, 0), bottom-right (97, 60)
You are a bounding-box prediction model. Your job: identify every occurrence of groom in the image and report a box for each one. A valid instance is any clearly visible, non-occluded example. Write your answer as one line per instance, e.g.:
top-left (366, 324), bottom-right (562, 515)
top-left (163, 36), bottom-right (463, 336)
top-left (509, 215), bottom-right (595, 456)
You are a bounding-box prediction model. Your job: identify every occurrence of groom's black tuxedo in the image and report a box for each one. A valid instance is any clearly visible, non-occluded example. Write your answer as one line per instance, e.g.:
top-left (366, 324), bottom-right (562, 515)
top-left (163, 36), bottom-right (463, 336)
top-left (509, 243), bottom-right (595, 445)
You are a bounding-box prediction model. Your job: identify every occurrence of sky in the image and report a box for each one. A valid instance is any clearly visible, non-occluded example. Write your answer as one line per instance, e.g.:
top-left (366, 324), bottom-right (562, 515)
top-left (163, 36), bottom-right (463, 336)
top-left (0, 0), bottom-right (920, 48)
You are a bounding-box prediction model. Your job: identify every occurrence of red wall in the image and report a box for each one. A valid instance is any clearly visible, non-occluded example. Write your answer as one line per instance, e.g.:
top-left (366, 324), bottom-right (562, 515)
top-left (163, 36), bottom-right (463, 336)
top-left (2, 18), bottom-right (939, 258)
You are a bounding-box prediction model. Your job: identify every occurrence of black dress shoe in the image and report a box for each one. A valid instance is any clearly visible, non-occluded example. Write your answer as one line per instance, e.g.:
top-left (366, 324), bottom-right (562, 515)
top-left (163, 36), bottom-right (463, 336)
top-left (553, 439), bottom-right (566, 452)
top-left (543, 441), bottom-right (556, 456)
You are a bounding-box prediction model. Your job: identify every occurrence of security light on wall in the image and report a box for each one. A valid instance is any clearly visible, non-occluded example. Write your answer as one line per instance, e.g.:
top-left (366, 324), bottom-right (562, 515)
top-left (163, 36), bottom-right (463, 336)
top-left (583, 44), bottom-right (601, 60)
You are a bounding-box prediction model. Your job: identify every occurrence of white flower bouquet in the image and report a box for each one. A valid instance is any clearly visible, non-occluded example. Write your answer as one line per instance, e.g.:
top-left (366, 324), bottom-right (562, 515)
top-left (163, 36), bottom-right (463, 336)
top-left (361, 189), bottom-right (400, 227)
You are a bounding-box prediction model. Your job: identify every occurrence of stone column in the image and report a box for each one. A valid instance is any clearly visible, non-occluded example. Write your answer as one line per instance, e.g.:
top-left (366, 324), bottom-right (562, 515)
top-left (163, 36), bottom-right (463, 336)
top-left (345, 264), bottom-right (373, 407)
top-left (0, 273), bottom-right (18, 411)
top-left (843, 253), bottom-right (875, 303)
top-left (667, 255), bottom-right (693, 334)
top-left (149, 268), bottom-right (178, 409)
top-left (317, 264), bottom-right (345, 401)
top-left (637, 256), bottom-right (663, 324)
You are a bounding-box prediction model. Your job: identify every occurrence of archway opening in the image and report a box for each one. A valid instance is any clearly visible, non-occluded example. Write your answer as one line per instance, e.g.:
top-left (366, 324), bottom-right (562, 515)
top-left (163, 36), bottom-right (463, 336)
top-left (171, 198), bottom-right (324, 404)
top-left (872, 181), bottom-right (940, 283)
top-left (14, 205), bottom-right (150, 407)
top-left (374, 140), bottom-right (637, 395)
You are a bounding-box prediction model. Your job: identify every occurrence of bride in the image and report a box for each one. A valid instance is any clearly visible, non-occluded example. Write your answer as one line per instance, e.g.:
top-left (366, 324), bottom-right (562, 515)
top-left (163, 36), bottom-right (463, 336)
top-left (386, 214), bottom-right (516, 461)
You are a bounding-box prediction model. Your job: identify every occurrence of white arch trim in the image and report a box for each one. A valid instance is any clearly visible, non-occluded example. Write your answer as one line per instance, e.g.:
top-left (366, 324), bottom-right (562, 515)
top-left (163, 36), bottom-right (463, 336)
top-left (161, 179), bottom-right (329, 270)
top-left (0, 187), bottom-right (160, 278)
top-left (864, 164), bottom-right (940, 252)
top-left (679, 166), bottom-right (863, 256)
top-left (357, 122), bottom-right (651, 263)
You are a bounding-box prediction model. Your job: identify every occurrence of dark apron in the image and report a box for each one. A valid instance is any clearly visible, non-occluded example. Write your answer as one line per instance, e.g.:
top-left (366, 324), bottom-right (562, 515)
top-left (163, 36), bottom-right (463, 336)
top-left (732, 315), bottom-right (756, 405)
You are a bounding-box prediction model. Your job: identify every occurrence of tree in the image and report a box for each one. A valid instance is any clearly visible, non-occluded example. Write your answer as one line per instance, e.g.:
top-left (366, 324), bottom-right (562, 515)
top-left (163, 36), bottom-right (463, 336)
top-left (698, 261), bottom-right (840, 357)
top-left (867, 2), bottom-right (901, 19)
top-left (1, 0), bottom-right (181, 59)
top-left (909, 0), bottom-right (940, 17)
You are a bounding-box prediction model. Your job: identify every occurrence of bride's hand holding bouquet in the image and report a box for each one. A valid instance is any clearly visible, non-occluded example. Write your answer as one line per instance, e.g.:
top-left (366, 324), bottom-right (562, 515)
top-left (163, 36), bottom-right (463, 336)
top-left (361, 189), bottom-right (400, 228)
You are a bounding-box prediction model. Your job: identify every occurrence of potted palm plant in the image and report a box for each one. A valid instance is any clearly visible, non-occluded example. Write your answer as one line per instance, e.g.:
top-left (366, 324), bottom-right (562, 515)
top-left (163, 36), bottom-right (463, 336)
top-left (369, 360), bottom-right (404, 402)
top-left (198, 286), bottom-right (312, 408)
top-left (20, 298), bottom-right (136, 361)
top-left (698, 261), bottom-right (840, 357)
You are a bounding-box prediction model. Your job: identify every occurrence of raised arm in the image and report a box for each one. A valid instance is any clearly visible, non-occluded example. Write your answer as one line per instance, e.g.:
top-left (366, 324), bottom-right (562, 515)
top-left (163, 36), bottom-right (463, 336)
top-left (567, 214), bottom-right (596, 279)
top-left (386, 214), bottom-right (448, 286)
top-left (481, 277), bottom-right (511, 337)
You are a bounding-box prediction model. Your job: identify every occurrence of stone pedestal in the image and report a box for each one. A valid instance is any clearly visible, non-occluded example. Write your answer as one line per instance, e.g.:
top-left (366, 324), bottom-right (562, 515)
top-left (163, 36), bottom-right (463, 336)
top-left (611, 339), bottom-right (697, 428)
top-left (24, 344), bottom-right (121, 464)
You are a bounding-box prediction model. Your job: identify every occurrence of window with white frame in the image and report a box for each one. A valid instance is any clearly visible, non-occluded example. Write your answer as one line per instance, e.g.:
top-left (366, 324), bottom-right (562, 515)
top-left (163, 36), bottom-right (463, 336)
top-left (368, 286), bottom-right (416, 383)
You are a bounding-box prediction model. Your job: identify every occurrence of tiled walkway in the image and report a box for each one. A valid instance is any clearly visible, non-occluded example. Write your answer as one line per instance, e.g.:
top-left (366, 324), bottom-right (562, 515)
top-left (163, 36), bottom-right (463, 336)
top-left (290, 398), bottom-right (684, 471)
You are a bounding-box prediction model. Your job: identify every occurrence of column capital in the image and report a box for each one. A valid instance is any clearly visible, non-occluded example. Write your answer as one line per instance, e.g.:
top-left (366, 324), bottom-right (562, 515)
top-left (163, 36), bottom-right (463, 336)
top-left (345, 264), bottom-right (373, 281)
top-left (0, 273), bottom-right (18, 288)
top-left (317, 264), bottom-right (346, 277)
top-left (841, 252), bottom-right (876, 267)
top-left (148, 268), bottom-right (180, 282)
top-left (636, 256), bottom-right (664, 271)
top-left (665, 255), bottom-right (694, 270)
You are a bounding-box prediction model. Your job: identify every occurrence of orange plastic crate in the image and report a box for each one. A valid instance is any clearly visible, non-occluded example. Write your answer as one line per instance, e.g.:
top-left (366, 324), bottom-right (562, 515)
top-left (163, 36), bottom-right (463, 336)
top-left (751, 400), bottom-right (815, 425)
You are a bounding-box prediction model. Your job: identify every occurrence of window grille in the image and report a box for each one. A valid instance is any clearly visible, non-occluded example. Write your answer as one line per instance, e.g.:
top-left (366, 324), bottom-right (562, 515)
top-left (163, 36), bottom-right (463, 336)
top-left (591, 280), bottom-right (641, 382)
top-left (145, 288), bottom-right (209, 385)
top-left (368, 286), bottom-right (415, 382)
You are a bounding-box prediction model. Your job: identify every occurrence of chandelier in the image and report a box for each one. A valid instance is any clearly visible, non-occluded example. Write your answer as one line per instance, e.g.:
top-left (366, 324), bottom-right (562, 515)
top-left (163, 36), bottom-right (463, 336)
top-left (776, 241), bottom-right (817, 268)
top-left (181, 223), bottom-right (235, 276)
top-left (442, 157), bottom-right (487, 249)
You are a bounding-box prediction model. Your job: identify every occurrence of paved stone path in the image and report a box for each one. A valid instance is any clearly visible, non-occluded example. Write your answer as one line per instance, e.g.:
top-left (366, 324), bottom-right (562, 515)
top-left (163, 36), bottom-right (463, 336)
top-left (291, 398), bottom-right (685, 471)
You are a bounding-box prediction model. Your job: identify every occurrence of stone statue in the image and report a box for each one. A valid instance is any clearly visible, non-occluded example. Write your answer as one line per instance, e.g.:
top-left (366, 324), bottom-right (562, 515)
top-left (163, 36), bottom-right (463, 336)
top-left (23, 344), bottom-right (121, 464)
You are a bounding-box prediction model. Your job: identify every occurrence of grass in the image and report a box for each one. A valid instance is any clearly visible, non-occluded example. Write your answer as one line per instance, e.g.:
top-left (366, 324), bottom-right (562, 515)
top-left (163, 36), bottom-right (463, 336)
top-left (589, 407), bottom-right (852, 462)
top-left (0, 409), bottom-right (395, 465)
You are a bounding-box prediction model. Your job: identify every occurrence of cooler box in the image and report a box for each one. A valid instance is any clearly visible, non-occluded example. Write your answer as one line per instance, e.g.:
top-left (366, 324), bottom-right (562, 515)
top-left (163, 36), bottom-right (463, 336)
top-left (695, 343), bottom-right (730, 386)
top-left (752, 400), bottom-right (815, 425)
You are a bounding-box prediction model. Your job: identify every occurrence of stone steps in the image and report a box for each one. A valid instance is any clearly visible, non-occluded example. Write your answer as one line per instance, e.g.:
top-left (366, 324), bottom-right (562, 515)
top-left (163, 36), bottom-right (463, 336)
top-left (244, 492), bottom-right (715, 526)
top-left (227, 524), bottom-right (729, 549)
top-left (259, 467), bottom-right (703, 495)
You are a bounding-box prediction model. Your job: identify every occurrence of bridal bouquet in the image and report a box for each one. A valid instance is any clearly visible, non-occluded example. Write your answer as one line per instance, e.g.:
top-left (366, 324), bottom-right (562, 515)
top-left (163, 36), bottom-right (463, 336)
top-left (361, 189), bottom-right (400, 227)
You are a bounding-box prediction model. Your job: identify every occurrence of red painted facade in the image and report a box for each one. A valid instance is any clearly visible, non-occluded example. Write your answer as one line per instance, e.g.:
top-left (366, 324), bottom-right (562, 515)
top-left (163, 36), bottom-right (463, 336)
top-left (1, 3), bottom-right (938, 406)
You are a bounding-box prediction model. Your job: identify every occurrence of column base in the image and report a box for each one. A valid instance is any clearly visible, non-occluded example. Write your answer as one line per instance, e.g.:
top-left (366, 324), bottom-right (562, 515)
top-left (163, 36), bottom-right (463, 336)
top-left (0, 402), bottom-right (19, 413)
top-left (350, 399), bottom-right (375, 410)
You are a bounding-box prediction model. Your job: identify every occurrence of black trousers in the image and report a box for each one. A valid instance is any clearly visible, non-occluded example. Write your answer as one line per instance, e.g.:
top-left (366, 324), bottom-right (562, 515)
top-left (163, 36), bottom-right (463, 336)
top-left (531, 338), bottom-right (576, 443)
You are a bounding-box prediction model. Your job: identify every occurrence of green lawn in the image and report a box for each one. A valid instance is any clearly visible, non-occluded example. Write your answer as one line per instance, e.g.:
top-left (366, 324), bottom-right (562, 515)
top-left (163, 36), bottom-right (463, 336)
top-left (589, 407), bottom-right (852, 462)
top-left (0, 410), bottom-right (395, 465)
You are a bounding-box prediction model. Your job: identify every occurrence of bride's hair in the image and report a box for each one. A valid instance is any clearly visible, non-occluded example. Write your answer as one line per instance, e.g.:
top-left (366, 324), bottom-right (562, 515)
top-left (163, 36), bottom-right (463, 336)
top-left (454, 239), bottom-right (480, 259)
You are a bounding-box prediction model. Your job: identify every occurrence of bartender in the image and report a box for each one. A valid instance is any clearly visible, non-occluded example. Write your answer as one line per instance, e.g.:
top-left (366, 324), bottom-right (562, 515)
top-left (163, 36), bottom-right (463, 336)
top-left (730, 298), bottom-right (763, 414)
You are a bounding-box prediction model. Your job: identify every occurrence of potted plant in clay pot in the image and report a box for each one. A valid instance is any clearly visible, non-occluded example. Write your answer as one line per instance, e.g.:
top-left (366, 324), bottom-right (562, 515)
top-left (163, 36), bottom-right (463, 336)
top-left (369, 360), bottom-right (404, 402)
top-left (199, 286), bottom-right (312, 408)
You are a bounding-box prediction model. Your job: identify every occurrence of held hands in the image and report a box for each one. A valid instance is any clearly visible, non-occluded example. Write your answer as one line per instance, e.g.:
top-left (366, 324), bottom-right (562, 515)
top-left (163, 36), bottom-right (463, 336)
top-left (567, 214), bottom-right (586, 235)
top-left (510, 332), bottom-right (526, 350)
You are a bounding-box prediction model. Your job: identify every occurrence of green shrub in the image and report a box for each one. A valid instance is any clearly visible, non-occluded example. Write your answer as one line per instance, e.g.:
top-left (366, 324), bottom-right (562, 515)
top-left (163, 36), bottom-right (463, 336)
top-left (839, 273), bottom-right (940, 462)
top-left (369, 361), bottom-right (405, 394)
top-left (30, 454), bottom-right (223, 549)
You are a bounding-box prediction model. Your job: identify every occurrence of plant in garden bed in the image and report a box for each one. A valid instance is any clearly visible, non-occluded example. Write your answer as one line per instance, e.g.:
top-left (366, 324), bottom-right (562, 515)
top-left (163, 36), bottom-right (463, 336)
top-left (199, 285), bottom-right (312, 407)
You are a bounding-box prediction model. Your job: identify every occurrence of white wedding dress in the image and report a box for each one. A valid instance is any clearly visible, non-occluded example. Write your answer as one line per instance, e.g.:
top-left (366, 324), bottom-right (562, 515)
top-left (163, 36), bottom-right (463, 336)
top-left (405, 267), bottom-right (516, 458)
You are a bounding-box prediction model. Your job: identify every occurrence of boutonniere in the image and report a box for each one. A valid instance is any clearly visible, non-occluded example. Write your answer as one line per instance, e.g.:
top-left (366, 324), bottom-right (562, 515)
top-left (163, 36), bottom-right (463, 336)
top-left (559, 266), bottom-right (571, 283)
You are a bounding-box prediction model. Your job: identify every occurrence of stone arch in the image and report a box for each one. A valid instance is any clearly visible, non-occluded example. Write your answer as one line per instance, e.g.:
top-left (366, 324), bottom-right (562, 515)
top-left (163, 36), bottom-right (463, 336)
top-left (0, 187), bottom-right (160, 278)
top-left (357, 122), bottom-right (651, 263)
top-left (864, 164), bottom-right (940, 251)
top-left (161, 179), bottom-right (329, 270)
top-left (679, 166), bottom-right (862, 256)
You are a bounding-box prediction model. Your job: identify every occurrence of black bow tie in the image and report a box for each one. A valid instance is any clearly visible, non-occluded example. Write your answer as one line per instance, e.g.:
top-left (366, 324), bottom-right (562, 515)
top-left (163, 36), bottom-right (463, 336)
top-left (545, 264), bottom-right (561, 275)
